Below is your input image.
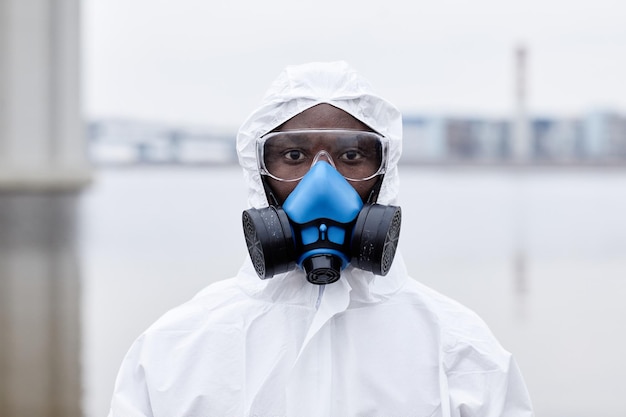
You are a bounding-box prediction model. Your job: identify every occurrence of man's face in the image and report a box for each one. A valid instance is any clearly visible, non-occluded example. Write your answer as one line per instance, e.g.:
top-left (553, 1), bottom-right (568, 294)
top-left (265, 103), bottom-right (380, 204)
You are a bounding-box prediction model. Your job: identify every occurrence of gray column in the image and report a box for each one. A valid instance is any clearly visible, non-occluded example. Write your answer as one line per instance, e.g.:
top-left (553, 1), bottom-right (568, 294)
top-left (0, 0), bottom-right (88, 416)
top-left (0, 0), bottom-right (90, 190)
top-left (0, 194), bottom-right (82, 417)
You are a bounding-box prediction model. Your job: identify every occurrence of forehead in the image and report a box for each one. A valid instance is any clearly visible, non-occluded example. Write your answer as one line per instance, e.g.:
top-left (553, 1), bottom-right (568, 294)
top-left (276, 103), bottom-right (373, 132)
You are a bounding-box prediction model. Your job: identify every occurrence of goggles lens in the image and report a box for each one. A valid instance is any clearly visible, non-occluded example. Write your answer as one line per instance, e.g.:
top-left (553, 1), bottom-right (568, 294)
top-left (259, 129), bottom-right (387, 182)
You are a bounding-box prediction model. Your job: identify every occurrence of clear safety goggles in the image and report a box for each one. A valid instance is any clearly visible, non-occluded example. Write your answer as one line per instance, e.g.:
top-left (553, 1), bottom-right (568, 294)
top-left (258, 129), bottom-right (388, 182)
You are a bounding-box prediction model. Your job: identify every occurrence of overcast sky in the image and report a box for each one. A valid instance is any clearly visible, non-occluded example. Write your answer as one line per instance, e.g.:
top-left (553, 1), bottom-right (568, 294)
top-left (82, 0), bottom-right (626, 129)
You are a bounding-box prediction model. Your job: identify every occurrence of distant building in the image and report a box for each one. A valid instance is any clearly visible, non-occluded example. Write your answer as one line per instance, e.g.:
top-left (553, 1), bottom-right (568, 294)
top-left (402, 112), bottom-right (626, 164)
top-left (402, 116), bottom-right (447, 162)
top-left (534, 118), bottom-right (583, 161)
top-left (402, 117), bottom-right (509, 163)
top-left (582, 110), bottom-right (626, 160)
top-left (87, 119), bottom-right (237, 165)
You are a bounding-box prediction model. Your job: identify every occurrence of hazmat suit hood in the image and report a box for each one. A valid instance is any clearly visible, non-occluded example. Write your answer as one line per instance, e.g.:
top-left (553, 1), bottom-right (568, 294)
top-left (235, 61), bottom-right (406, 304)
top-left (237, 60), bottom-right (403, 209)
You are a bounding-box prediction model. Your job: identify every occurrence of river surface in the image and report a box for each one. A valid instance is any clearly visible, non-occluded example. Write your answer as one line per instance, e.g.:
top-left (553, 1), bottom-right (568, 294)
top-left (79, 165), bottom-right (626, 417)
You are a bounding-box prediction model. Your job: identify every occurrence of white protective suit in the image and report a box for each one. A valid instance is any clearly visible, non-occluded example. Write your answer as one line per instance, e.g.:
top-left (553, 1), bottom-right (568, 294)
top-left (109, 61), bottom-right (534, 417)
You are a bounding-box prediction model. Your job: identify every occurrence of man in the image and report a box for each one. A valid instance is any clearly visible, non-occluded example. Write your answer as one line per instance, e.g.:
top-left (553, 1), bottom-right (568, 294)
top-left (109, 61), bottom-right (534, 416)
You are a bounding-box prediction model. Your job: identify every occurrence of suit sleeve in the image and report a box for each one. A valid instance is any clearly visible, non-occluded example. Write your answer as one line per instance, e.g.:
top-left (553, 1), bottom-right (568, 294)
top-left (441, 317), bottom-right (534, 416)
top-left (108, 335), bottom-right (154, 417)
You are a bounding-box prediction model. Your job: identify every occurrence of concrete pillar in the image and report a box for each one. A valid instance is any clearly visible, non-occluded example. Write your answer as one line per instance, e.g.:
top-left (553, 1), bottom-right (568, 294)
top-left (0, 194), bottom-right (82, 417)
top-left (0, 0), bottom-right (90, 190)
top-left (0, 0), bottom-right (87, 415)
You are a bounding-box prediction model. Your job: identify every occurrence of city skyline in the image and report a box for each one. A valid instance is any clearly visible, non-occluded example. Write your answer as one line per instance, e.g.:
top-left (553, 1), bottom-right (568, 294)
top-left (87, 108), bottom-right (626, 166)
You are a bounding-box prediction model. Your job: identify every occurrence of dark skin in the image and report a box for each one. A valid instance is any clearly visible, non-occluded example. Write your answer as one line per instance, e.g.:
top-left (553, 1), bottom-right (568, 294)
top-left (266, 103), bottom-right (380, 204)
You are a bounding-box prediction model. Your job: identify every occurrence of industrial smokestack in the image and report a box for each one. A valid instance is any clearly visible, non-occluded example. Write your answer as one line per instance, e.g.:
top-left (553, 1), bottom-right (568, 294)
top-left (512, 44), bottom-right (530, 161)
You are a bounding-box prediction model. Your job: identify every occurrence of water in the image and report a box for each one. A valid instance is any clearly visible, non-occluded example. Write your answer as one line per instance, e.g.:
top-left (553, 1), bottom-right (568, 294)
top-left (79, 165), bottom-right (626, 417)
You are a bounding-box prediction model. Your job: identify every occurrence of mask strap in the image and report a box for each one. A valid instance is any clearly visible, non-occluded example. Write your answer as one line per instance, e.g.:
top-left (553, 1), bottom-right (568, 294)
top-left (261, 175), bottom-right (281, 207)
top-left (365, 175), bottom-right (384, 204)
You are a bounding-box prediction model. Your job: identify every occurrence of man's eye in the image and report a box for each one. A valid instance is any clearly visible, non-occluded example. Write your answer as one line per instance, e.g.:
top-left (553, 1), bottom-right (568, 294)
top-left (341, 149), bottom-right (363, 161)
top-left (284, 150), bottom-right (305, 161)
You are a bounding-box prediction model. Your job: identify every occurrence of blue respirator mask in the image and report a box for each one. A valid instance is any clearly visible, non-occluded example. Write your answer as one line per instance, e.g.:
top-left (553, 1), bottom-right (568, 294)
top-left (242, 129), bottom-right (401, 285)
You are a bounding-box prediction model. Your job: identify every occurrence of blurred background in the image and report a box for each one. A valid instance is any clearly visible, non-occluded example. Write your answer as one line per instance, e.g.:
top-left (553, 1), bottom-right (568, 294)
top-left (1, 0), bottom-right (625, 416)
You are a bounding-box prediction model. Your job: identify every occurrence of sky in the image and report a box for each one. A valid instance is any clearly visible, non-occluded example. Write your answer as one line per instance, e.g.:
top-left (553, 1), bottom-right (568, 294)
top-left (82, 0), bottom-right (626, 130)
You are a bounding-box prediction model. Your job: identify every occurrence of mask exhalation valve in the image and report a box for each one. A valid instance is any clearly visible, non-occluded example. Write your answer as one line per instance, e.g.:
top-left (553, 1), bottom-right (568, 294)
top-left (302, 254), bottom-right (342, 285)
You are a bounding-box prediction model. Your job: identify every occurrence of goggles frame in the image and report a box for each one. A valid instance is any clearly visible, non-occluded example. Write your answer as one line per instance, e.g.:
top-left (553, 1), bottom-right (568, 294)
top-left (257, 129), bottom-right (389, 182)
